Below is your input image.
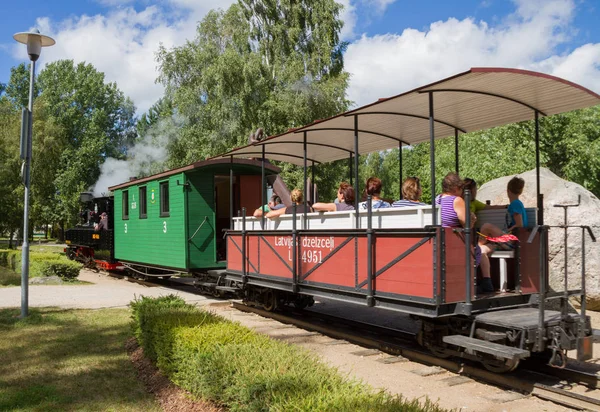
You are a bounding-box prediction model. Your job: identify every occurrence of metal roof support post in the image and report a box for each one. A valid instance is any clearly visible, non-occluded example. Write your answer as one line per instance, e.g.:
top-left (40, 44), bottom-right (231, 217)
top-left (535, 111), bottom-right (543, 225)
top-left (354, 115), bottom-right (360, 228)
top-left (464, 189), bottom-right (473, 315)
top-left (366, 195), bottom-right (374, 307)
top-left (311, 160), bottom-right (315, 203)
top-left (261, 145), bottom-right (266, 228)
top-left (349, 153), bottom-right (353, 186)
top-left (303, 131), bottom-right (308, 228)
top-left (398, 142), bottom-right (403, 199)
top-left (454, 129), bottom-right (459, 174)
top-left (229, 156), bottom-right (234, 229)
top-left (428, 92), bottom-right (437, 225)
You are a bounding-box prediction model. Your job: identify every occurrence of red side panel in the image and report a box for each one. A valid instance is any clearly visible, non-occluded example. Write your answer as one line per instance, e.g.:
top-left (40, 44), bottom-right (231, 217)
top-left (227, 235), bottom-right (243, 272)
top-left (299, 236), bottom-right (365, 287)
top-left (444, 229), bottom-right (474, 303)
top-left (372, 236), bottom-right (434, 298)
top-left (519, 230), bottom-right (541, 293)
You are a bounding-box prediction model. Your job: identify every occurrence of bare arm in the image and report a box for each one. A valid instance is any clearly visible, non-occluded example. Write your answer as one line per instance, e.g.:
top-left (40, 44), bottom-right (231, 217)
top-left (253, 208), bottom-right (264, 217)
top-left (311, 202), bottom-right (337, 212)
top-left (266, 207), bottom-right (286, 219)
top-left (508, 213), bottom-right (524, 231)
top-left (454, 197), bottom-right (476, 228)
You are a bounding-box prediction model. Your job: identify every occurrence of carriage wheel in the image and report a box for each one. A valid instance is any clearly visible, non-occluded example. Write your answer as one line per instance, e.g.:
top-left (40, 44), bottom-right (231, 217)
top-left (482, 358), bottom-right (519, 373)
top-left (263, 290), bottom-right (277, 312)
top-left (429, 345), bottom-right (452, 359)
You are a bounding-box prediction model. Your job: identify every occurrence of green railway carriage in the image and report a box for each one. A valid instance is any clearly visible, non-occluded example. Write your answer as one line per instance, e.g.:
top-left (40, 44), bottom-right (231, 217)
top-left (108, 158), bottom-right (279, 273)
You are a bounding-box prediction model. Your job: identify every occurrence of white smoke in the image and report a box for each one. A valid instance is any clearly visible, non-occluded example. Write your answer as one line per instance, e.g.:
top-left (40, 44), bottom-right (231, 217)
top-left (92, 116), bottom-right (181, 196)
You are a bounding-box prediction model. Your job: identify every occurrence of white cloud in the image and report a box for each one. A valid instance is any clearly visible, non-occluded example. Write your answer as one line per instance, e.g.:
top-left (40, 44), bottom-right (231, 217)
top-left (11, 1), bottom-right (236, 114)
top-left (344, 0), bottom-right (600, 106)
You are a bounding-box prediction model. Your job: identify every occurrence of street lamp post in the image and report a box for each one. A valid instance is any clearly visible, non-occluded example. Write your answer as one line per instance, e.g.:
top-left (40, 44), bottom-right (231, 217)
top-left (13, 29), bottom-right (55, 317)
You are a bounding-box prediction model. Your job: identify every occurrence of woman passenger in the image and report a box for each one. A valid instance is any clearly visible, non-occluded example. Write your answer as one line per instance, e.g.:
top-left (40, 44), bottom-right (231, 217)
top-left (312, 182), bottom-right (356, 212)
top-left (437, 173), bottom-right (494, 293)
top-left (359, 177), bottom-right (391, 209)
top-left (267, 189), bottom-right (312, 218)
top-left (392, 177), bottom-right (426, 207)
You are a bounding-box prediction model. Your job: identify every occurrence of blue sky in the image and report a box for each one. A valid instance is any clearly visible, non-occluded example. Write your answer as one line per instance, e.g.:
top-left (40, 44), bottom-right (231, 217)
top-left (1, 0), bottom-right (599, 114)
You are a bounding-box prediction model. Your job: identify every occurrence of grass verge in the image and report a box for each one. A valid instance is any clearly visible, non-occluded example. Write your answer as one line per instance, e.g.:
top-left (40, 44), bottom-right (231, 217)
top-left (131, 295), bottom-right (449, 412)
top-left (0, 307), bottom-right (160, 411)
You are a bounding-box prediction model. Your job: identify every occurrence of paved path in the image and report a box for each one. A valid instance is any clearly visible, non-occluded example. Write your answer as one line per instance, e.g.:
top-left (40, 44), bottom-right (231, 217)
top-left (0, 270), bottom-right (222, 309)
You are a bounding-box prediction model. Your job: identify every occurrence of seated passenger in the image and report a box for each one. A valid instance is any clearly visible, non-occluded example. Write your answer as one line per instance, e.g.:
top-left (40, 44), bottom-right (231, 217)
top-left (266, 189), bottom-right (312, 218)
top-left (506, 176), bottom-right (528, 231)
top-left (462, 178), bottom-right (506, 213)
top-left (462, 177), bottom-right (511, 290)
top-left (392, 177), bottom-right (426, 207)
top-left (253, 194), bottom-right (285, 217)
top-left (359, 177), bottom-right (391, 209)
top-left (312, 182), bottom-right (356, 212)
top-left (437, 173), bottom-right (493, 293)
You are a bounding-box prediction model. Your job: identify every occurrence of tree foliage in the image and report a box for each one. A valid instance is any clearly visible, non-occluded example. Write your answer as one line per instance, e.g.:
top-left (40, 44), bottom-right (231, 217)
top-left (0, 60), bottom-right (136, 237)
top-left (157, 0), bottom-right (350, 200)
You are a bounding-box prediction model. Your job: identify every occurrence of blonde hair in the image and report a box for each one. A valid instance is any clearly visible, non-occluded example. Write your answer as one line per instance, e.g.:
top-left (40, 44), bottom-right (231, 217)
top-left (402, 177), bottom-right (422, 201)
top-left (290, 188), bottom-right (303, 204)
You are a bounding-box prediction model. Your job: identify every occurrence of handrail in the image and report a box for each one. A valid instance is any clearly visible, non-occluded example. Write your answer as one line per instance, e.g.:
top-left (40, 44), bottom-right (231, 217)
top-left (188, 216), bottom-right (209, 242)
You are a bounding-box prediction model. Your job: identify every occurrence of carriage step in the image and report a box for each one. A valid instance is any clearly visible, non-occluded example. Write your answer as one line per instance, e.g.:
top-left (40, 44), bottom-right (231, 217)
top-left (214, 286), bottom-right (240, 292)
top-left (443, 335), bottom-right (530, 360)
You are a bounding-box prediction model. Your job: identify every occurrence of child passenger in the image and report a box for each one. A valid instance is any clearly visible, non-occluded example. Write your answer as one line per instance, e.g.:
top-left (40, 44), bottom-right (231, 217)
top-left (506, 177), bottom-right (528, 230)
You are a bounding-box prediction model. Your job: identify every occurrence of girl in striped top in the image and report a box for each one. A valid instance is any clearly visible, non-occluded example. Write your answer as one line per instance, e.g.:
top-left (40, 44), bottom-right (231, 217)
top-left (437, 173), bottom-right (493, 293)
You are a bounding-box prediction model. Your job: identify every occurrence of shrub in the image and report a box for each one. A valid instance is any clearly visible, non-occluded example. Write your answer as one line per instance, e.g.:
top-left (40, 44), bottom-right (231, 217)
top-left (0, 249), bottom-right (82, 280)
top-left (39, 261), bottom-right (81, 280)
top-left (130, 296), bottom-right (447, 412)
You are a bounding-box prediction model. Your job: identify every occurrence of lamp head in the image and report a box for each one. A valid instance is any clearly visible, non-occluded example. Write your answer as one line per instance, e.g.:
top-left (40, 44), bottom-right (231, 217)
top-left (13, 29), bottom-right (55, 62)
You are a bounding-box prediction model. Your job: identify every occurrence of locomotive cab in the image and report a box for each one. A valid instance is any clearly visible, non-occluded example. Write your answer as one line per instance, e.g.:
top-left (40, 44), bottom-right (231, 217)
top-left (65, 193), bottom-right (117, 270)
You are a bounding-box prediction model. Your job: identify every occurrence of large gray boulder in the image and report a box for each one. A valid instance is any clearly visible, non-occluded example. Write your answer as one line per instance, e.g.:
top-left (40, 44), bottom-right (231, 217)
top-left (477, 168), bottom-right (600, 309)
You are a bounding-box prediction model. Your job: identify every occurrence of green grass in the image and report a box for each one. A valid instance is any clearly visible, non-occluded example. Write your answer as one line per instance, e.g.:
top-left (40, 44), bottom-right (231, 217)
top-left (0, 266), bottom-right (20, 287)
top-left (0, 307), bottom-right (160, 412)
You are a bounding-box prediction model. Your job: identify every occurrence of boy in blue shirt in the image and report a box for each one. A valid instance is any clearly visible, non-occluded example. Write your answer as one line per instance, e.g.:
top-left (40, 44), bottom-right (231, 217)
top-left (506, 177), bottom-right (528, 230)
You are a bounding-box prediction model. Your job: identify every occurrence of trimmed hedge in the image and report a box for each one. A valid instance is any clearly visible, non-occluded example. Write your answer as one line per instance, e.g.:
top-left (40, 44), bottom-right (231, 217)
top-left (0, 249), bottom-right (82, 281)
top-left (130, 295), bottom-right (447, 412)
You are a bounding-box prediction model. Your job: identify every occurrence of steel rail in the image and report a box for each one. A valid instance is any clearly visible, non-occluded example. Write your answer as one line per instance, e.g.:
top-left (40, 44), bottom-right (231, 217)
top-left (232, 302), bottom-right (600, 411)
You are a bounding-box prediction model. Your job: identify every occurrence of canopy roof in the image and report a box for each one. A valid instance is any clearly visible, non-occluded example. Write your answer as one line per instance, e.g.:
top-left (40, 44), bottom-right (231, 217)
top-left (212, 68), bottom-right (600, 166)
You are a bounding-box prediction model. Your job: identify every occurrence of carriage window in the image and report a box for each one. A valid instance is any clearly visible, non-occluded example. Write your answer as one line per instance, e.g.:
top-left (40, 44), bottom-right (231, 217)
top-left (160, 181), bottom-right (170, 217)
top-left (122, 190), bottom-right (129, 220)
top-left (139, 186), bottom-right (147, 219)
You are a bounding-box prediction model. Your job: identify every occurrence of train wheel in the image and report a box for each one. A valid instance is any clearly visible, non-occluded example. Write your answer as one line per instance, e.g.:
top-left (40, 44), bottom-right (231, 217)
top-left (482, 358), bottom-right (519, 373)
top-left (429, 345), bottom-right (452, 359)
top-left (263, 290), bottom-right (277, 312)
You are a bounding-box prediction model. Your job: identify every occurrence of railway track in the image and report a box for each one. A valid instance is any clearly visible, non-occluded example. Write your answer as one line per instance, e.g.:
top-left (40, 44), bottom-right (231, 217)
top-left (233, 302), bottom-right (600, 411)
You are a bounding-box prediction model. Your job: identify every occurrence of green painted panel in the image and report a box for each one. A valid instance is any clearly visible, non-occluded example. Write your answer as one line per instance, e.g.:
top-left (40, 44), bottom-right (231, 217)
top-left (186, 171), bottom-right (219, 269)
top-left (114, 173), bottom-right (187, 270)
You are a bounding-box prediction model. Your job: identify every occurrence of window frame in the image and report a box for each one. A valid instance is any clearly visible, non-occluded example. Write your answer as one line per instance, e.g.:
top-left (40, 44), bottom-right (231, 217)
top-left (122, 190), bottom-right (129, 220)
top-left (139, 186), bottom-right (147, 219)
top-left (159, 181), bottom-right (170, 217)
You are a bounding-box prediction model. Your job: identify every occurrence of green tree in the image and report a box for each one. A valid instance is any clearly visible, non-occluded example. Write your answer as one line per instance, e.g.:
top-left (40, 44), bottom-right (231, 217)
top-left (34, 60), bottom-right (136, 231)
top-left (157, 0), bottom-right (350, 200)
top-left (137, 97), bottom-right (174, 138)
top-left (0, 96), bottom-right (24, 245)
